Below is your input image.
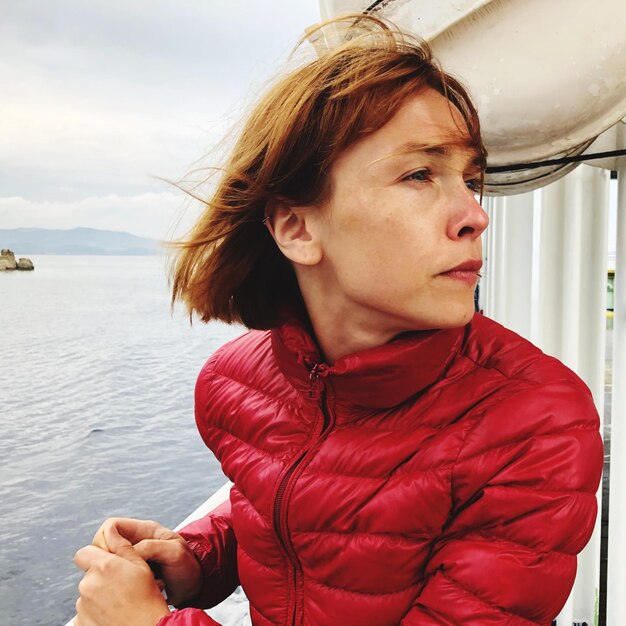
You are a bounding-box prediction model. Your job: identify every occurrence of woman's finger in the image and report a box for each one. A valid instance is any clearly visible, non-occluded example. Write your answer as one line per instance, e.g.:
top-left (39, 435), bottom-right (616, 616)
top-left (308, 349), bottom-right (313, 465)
top-left (91, 518), bottom-right (168, 554)
top-left (91, 527), bottom-right (109, 552)
top-left (74, 545), bottom-right (170, 625)
top-left (74, 545), bottom-right (110, 572)
top-left (105, 518), bottom-right (164, 543)
top-left (133, 538), bottom-right (182, 564)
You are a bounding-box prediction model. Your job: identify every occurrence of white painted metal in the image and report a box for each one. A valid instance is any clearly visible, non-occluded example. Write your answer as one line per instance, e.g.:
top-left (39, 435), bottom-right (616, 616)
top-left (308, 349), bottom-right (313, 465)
top-left (575, 169), bottom-right (611, 410)
top-left (606, 145), bottom-right (626, 625)
top-left (482, 195), bottom-right (505, 322)
top-left (318, 0), bottom-right (492, 40)
top-left (573, 169), bottom-right (610, 626)
top-left (173, 481), bottom-right (232, 531)
top-left (584, 120), bottom-right (626, 172)
top-left (535, 179), bottom-right (567, 358)
top-left (560, 173), bottom-right (585, 372)
top-left (482, 165), bottom-right (610, 625)
top-left (482, 193), bottom-right (534, 338)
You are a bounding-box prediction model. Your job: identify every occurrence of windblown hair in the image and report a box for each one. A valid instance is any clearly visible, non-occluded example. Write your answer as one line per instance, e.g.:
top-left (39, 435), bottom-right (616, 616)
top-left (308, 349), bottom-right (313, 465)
top-left (170, 14), bottom-right (486, 329)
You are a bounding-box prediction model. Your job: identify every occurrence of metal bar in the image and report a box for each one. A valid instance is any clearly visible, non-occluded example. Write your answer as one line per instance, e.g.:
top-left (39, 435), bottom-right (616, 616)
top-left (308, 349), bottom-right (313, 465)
top-left (537, 177), bottom-right (566, 357)
top-left (501, 192), bottom-right (534, 339)
top-left (568, 166), bottom-right (609, 625)
top-left (606, 153), bottom-right (626, 624)
top-left (482, 195), bottom-right (508, 320)
top-left (559, 173), bottom-right (584, 371)
top-left (484, 193), bottom-right (535, 333)
top-left (486, 148), bottom-right (626, 173)
top-left (174, 481), bottom-right (232, 531)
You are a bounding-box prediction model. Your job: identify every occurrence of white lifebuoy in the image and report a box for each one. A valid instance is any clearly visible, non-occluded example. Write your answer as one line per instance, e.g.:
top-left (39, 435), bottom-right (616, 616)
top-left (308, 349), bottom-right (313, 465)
top-left (317, 0), bottom-right (626, 193)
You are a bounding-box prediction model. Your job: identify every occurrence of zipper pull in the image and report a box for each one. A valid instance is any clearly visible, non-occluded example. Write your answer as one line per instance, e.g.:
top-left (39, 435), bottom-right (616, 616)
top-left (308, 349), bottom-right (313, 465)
top-left (308, 363), bottom-right (329, 398)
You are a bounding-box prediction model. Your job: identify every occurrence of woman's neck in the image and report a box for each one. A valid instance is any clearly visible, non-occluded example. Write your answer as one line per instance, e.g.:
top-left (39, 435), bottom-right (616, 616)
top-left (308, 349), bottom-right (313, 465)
top-left (300, 287), bottom-right (403, 364)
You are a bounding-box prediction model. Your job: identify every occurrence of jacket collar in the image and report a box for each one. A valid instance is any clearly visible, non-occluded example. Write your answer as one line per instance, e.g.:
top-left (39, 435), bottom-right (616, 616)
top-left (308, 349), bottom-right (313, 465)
top-left (271, 314), bottom-right (467, 410)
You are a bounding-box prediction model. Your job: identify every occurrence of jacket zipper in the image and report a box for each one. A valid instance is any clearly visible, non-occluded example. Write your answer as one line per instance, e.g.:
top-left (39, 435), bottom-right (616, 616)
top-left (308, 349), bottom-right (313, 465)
top-left (273, 451), bottom-right (306, 626)
top-left (273, 362), bottom-right (333, 626)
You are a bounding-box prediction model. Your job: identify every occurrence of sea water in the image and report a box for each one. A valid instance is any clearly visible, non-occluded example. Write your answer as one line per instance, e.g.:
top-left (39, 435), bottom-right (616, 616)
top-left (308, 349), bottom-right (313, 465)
top-left (0, 256), bottom-right (244, 626)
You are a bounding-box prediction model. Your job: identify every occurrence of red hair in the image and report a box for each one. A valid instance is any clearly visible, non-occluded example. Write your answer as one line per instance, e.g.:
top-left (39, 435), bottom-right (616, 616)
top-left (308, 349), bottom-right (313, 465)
top-left (170, 14), bottom-right (486, 329)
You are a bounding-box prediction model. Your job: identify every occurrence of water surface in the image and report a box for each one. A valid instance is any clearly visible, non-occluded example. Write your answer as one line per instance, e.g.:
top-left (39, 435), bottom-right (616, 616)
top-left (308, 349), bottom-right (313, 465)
top-left (0, 256), bottom-right (244, 626)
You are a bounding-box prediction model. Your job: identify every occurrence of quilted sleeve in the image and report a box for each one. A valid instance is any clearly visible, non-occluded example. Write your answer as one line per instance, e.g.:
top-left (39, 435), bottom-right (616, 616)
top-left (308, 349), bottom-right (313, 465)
top-left (163, 353), bottom-right (241, 612)
top-left (152, 502), bottom-right (237, 625)
top-left (174, 499), bottom-right (239, 609)
top-left (400, 379), bottom-right (603, 625)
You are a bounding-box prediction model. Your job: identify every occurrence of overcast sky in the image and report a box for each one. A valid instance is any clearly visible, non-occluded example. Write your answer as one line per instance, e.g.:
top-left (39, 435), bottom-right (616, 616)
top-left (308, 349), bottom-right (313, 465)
top-left (0, 0), bottom-right (321, 239)
top-left (0, 0), bottom-right (619, 253)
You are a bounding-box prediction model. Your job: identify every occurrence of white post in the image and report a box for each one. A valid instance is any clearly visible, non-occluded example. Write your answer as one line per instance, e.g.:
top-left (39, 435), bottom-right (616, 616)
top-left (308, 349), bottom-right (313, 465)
top-left (502, 192), bottom-right (535, 339)
top-left (483, 195), bottom-right (508, 321)
top-left (484, 167), bottom-right (609, 625)
top-left (574, 168), bottom-right (610, 408)
top-left (534, 166), bottom-right (609, 626)
top-left (568, 166), bottom-right (609, 625)
top-left (542, 172), bottom-right (575, 626)
top-left (480, 195), bottom-right (494, 314)
top-left (607, 155), bottom-right (626, 625)
top-left (536, 178), bottom-right (567, 357)
top-left (559, 173), bottom-right (584, 372)
top-left (482, 193), bottom-right (534, 337)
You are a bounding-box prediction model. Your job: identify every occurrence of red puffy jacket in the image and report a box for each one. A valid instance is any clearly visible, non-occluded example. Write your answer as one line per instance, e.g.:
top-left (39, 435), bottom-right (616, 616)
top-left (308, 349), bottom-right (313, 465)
top-left (157, 313), bottom-right (602, 626)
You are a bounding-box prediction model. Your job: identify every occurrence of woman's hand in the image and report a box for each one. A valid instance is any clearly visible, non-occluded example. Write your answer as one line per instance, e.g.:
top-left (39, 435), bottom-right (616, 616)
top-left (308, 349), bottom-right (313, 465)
top-left (74, 544), bottom-right (170, 626)
top-left (91, 518), bottom-right (203, 605)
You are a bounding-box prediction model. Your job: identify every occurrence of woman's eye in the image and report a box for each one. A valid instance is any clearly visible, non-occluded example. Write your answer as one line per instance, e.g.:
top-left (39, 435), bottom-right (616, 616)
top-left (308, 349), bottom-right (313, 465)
top-left (404, 169), bottom-right (431, 183)
top-left (465, 178), bottom-right (482, 192)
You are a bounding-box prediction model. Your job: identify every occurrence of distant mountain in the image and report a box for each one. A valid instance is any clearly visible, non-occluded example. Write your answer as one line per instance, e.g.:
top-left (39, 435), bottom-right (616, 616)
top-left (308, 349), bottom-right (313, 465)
top-left (0, 227), bottom-right (160, 255)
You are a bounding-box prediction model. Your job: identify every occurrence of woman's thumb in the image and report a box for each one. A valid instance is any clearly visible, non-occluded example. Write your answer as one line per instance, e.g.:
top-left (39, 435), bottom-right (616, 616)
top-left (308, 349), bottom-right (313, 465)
top-left (102, 523), bottom-right (134, 554)
top-left (102, 525), bottom-right (144, 564)
top-left (133, 539), bottom-right (176, 565)
top-left (110, 539), bottom-right (145, 565)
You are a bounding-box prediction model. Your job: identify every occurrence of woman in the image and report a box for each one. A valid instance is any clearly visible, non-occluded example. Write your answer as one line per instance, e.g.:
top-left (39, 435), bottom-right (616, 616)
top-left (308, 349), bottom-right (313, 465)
top-left (74, 16), bottom-right (603, 626)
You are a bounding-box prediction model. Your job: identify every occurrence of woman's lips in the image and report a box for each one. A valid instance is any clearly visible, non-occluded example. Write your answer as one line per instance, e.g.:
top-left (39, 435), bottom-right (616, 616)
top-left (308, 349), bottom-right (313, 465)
top-left (439, 269), bottom-right (481, 285)
top-left (439, 259), bottom-right (482, 285)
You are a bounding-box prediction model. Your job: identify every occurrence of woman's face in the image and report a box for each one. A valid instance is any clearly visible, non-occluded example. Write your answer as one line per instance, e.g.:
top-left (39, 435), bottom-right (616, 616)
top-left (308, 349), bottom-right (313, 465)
top-left (311, 87), bottom-right (489, 336)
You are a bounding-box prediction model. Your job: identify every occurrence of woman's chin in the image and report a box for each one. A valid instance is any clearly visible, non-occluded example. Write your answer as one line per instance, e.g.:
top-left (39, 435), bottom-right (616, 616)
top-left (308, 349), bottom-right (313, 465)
top-left (423, 302), bottom-right (476, 329)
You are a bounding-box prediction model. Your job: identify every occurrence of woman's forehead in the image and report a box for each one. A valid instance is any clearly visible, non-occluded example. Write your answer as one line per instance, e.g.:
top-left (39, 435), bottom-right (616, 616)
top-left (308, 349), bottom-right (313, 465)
top-left (337, 89), bottom-right (482, 169)
top-left (337, 133), bottom-right (483, 180)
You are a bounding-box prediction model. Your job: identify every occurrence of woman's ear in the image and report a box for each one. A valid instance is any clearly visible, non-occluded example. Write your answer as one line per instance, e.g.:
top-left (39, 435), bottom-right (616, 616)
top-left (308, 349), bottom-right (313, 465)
top-left (264, 200), bottom-right (323, 266)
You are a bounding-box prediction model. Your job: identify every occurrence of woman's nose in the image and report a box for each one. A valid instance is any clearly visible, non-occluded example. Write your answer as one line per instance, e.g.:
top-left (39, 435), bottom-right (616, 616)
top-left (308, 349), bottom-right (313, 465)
top-left (447, 186), bottom-right (489, 240)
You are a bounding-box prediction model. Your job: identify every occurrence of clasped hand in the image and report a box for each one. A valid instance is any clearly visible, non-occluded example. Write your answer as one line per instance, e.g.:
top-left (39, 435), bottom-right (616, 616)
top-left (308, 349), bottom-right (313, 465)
top-left (73, 518), bottom-right (203, 626)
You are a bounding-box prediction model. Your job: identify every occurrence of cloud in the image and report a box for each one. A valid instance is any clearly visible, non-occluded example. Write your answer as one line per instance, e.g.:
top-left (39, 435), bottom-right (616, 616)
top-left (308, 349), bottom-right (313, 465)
top-left (2, 0), bottom-right (318, 80)
top-left (0, 92), bottom-right (229, 202)
top-left (0, 0), bottom-right (321, 210)
top-left (0, 191), bottom-right (205, 240)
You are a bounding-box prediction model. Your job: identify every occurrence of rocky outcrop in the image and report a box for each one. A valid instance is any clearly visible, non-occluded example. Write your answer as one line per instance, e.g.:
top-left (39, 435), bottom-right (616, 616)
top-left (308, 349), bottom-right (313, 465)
top-left (0, 249), bottom-right (34, 271)
top-left (17, 257), bottom-right (34, 270)
top-left (0, 249), bottom-right (17, 271)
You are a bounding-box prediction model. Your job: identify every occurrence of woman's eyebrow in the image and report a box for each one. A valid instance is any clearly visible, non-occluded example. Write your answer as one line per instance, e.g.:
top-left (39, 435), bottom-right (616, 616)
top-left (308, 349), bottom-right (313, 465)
top-left (399, 141), bottom-right (454, 156)
top-left (368, 140), bottom-right (483, 168)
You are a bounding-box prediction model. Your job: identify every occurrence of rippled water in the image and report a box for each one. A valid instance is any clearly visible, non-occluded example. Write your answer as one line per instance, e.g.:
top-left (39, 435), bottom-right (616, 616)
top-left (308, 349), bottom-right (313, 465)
top-left (0, 256), bottom-right (244, 626)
